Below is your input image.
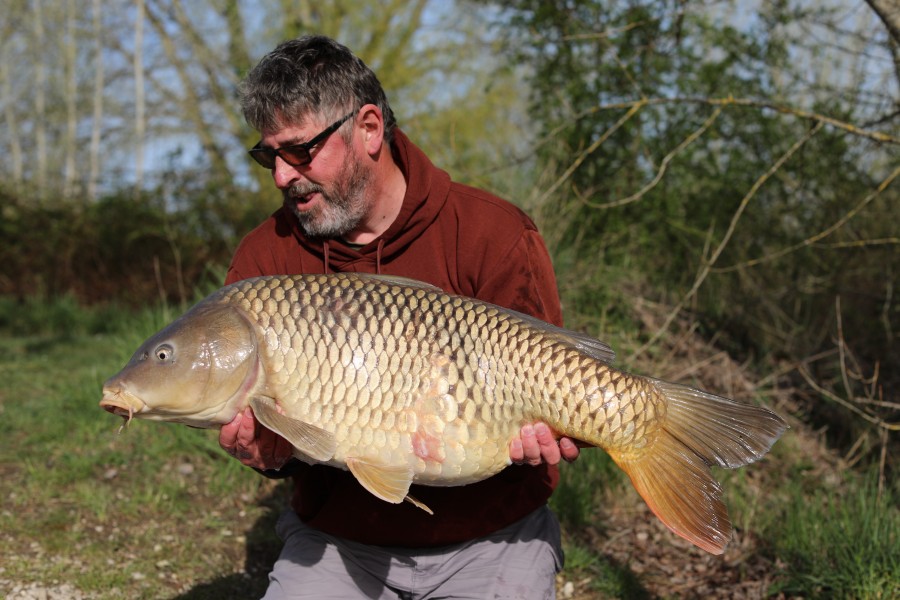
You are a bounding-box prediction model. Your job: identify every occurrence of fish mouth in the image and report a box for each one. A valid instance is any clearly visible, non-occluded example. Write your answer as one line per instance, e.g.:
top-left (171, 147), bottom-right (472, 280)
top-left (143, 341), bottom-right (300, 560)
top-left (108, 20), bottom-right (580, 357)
top-left (100, 388), bottom-right (145, 428)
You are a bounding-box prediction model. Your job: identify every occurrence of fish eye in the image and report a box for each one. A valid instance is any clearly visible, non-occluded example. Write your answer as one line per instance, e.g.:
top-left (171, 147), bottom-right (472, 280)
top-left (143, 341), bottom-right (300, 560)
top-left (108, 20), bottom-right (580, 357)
top-left (155, 344), bottom-right (174, 362)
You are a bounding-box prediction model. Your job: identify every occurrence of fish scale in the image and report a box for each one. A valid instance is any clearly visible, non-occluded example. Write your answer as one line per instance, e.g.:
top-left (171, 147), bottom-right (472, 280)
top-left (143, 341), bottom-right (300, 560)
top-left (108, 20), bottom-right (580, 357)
top-left (101, 272), bottom-right (786, 554)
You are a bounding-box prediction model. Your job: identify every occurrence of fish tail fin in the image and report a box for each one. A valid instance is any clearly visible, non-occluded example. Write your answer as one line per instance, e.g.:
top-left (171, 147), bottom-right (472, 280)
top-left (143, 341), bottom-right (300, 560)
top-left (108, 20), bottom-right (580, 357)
top-left (608, 379), bottom-right (787, 554)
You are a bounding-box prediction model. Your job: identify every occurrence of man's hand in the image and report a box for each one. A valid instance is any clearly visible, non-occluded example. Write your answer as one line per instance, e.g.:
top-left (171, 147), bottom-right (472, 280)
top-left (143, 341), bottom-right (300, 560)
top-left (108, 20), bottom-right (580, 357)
top-left (509, 422), bottom-right (580, 466)
top-left (219, 407), bottom-right (294, 471)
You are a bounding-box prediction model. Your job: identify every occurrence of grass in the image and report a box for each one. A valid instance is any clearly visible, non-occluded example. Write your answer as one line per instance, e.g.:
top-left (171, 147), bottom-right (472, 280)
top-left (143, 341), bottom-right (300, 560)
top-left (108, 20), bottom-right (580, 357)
top-left (1, 296), bottom-right (898, 598)
top-left (0, 298), bottom-right (284, 598)
top-left (769, 474), bottom-right (899, 598)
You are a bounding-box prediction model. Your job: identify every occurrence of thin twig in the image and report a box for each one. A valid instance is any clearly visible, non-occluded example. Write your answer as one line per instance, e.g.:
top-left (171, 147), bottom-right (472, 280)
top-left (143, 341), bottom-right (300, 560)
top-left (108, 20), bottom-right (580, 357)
top-left (797, 366), bottom-right (900, 431)
top-left (755, 348), bottom-right (839, 389)
top-left (843, 431), bottom-right (869, 469)
top-left (878, 428), bottom-right (887, 499)
top-left (713, 163), bottom-right (900, 272)
top-left (835, 297), bottom-right (854, 400)
top-left (549, 96), bottom-right (900, 146)
top-left (580, 107), bottom-right (723, 209)
top-left (818, 237), bottom-right (900, 248)
top-left (535, 100), bottom-right (646, 207)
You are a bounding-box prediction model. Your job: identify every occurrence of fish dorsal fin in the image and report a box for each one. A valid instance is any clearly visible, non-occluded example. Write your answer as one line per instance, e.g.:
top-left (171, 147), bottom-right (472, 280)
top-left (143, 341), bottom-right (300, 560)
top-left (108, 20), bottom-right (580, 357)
top-left (356, 273), bottom-right (444, 293)
top-left (249, 396), bottom-right (336, 462)
top-left (548, 324), bottom-right (615, 364)
top-left (345, 456), bottom-right (421, 509)
top-left (512, 310), bottom-right (616, 364)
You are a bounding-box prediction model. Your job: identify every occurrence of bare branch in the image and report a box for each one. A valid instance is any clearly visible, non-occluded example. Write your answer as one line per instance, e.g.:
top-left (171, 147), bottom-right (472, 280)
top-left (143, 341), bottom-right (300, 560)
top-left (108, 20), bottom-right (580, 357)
top-left (864, 0), bottom-right (900, 46)
top-left (713, 162), bottom-right (900, 272)
top-left (578, 106), bottom-right (722, 210)
top-left (535, 100), bottom-right (645, 207)
top-left (548, 96), bottom-right (900, 148)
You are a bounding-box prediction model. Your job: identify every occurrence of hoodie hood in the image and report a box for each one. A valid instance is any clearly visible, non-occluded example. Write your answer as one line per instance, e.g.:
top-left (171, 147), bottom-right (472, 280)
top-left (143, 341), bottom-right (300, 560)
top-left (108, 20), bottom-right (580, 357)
top-left (286, 129), bottom-right (451, 274)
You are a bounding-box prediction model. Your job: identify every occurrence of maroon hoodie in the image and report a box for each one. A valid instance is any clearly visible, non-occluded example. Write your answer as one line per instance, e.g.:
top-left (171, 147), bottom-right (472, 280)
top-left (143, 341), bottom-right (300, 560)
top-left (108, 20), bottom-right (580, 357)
top-left (226, 129), bottom-right (563, 547)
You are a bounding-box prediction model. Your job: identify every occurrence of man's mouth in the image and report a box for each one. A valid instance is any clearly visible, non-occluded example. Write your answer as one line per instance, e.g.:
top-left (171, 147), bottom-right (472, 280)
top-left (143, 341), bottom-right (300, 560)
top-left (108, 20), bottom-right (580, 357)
top-left (286, 186), bottom-right (324, 211)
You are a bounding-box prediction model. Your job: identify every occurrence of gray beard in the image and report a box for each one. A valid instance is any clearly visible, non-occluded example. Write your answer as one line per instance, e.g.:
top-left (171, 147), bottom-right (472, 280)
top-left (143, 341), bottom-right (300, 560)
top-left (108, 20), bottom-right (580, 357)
top-left (284, 155), bottom-right (373, 239)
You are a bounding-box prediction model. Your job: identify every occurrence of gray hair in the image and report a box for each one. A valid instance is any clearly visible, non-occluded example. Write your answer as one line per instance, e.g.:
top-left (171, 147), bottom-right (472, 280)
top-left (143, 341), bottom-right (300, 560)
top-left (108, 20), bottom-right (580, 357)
top-left (239, 35), bottom-right (396, 143)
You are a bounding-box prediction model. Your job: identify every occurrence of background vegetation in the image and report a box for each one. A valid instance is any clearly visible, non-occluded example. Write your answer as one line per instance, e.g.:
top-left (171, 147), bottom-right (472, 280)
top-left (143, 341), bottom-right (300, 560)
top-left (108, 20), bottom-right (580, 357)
top-left (1, 0), bottom-right (897, 598)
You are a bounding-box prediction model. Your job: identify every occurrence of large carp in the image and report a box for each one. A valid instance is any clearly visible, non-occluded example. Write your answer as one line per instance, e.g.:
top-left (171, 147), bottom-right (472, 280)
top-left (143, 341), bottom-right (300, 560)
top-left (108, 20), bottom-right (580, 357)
top-left (101, 273), bottom-right (786, 554)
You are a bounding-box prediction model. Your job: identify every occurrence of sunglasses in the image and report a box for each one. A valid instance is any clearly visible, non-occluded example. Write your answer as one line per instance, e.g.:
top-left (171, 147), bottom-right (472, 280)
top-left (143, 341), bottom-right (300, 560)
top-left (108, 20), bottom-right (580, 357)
top-left (248, 111), bottom-right (356, 169)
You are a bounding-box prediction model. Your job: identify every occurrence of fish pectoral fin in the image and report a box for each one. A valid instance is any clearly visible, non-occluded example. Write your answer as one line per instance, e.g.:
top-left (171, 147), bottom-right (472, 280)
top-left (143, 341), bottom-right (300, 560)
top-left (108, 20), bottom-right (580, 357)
top-left (249, 396), bottom-right (336, 462)
top-left (345, 456), bottom-right (418, 508)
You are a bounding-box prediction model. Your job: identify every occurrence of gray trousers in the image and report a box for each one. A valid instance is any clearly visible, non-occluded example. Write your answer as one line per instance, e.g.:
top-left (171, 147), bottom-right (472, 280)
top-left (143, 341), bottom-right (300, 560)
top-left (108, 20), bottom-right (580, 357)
top-left (261, 505), bottom-right (564, 600)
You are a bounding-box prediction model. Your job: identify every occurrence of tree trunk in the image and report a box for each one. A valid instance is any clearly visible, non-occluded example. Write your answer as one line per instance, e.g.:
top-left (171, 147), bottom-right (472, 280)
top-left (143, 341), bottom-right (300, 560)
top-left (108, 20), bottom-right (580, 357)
top-left (134, 0), bottom-right (146, 196)
top-left (88, 0), bottom-right (105, 202)
top-left (865, 0), bottom-right (900, 46)
top-left (33, 0), bottom-right (47, 201)
top-left (63, 0), bottom-right (78, 200)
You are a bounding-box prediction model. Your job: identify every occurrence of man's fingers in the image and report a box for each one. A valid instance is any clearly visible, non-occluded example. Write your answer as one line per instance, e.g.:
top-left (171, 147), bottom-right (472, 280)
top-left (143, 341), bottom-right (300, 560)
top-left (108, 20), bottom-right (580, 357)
top-left (218, 410), bottom-right (242, 453)
top-left (559, 437), bottom-right (580, 462)
top-left (510, 422), bottom-right (581, 466)
top-left (218, 407), bottom-right (294, 470)
top-left (519, 424), bottom-right (544, 466)
top-left (509, 437), bottom-right (524, 463)
top-left (236, 408), bottom-right (258, 447)
top-left (533, 423), bottom-right (561, 465)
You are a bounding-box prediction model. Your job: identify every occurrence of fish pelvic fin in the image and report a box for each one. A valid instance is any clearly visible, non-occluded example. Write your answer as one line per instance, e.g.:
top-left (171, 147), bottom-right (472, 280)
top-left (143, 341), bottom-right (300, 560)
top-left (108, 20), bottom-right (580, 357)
top-left (404, 494), bottom-right (434, 515)
top-left (346, 457), bottom-right (427, 512)
top-left (249, 396), bottom-right (337, 462)
top-left (609, 380), bottom-right (787, 555)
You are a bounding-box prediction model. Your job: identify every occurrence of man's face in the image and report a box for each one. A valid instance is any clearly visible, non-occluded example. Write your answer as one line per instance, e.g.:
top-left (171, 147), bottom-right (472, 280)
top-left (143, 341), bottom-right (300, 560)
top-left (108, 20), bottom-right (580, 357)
top-left (259, 115), bottom-right (373, 239)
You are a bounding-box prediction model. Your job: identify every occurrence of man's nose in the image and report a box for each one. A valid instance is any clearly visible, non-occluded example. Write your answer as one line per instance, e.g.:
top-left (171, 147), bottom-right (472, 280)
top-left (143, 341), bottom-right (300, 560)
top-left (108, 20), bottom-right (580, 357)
top-left (271, 156), bottom-right (302, 189)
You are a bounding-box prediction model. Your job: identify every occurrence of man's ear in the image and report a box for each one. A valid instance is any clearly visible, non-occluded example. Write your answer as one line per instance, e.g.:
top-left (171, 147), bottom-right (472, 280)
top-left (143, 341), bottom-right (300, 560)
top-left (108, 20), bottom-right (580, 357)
top-left (357, 104), bottom-right (385, 157)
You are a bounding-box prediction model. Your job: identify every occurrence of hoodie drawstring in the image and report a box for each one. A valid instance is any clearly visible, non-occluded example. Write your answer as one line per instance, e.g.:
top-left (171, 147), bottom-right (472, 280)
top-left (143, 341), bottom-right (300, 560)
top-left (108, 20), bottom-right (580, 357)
top-left (323, 241), bottom-right (331, 274)
top-left (375, 239), bottom-right (384, 275)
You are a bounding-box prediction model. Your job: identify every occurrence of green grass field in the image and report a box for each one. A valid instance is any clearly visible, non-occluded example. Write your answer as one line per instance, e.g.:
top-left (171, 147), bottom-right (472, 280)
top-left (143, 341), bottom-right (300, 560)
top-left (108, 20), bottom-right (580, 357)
top-left (0, 298), bottom-right (897, 599)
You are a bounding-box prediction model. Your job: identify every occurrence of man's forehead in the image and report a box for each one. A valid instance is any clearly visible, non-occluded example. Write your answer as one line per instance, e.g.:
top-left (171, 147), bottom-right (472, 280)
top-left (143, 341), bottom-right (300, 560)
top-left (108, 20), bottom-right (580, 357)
top-left (260, 114), bottom-right (324, 143)
top-left (271, 107), bottom-right (334, 131)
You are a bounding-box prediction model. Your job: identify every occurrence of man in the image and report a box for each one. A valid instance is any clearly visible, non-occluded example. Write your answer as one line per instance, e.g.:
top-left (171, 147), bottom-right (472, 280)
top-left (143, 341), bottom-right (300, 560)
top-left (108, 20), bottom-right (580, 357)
top-left (220, 35), bottom-right (580, 599)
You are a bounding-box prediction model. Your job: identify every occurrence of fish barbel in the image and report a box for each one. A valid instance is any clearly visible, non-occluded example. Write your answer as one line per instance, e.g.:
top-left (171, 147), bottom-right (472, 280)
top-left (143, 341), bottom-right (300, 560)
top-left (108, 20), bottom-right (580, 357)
top-left (100, 273), bottom-right (786, 554)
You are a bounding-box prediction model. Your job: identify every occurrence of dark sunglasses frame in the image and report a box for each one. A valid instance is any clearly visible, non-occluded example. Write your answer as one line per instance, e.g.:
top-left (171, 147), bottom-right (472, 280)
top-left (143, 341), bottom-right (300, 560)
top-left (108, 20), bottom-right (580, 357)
top-left (248, 111), bottom-right (357, 169)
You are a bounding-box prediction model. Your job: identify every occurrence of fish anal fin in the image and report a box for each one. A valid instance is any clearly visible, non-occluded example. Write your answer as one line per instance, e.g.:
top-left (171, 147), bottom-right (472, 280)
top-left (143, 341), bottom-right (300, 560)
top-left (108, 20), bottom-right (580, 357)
top-left (249, 396), bottom-right (336, 462)
top-left (346, 456), bottom-right (415, 506)
top-left (610, 439), bottom-right (731, 555)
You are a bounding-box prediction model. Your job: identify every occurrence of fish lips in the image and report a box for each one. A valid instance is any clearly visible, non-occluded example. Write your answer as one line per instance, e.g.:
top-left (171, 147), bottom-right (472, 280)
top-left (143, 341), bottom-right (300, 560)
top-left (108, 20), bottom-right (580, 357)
top-left (99, 387), bottom-right (146, 423)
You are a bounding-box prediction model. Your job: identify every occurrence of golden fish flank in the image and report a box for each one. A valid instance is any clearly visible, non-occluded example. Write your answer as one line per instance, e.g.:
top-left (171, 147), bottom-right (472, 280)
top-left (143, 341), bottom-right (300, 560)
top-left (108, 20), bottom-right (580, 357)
top-left (100, 273), bottom-right (787, 555)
